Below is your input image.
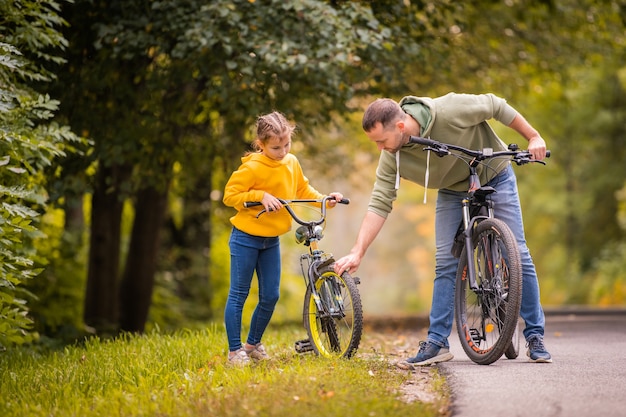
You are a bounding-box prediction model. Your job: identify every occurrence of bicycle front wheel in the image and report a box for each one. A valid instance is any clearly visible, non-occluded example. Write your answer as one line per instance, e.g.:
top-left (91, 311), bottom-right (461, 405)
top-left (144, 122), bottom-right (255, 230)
top-left (303, 266), bottom-right (362, 358)
top-left (455, 218), bottom-right (522, 365)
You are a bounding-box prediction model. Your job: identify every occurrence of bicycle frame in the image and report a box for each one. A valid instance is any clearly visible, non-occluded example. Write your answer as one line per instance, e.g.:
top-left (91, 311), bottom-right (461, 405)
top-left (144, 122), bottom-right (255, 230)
top-left (408, 136), bottom-right (549, 293)
top-left (244, 196), bottom-right (348, 317)
top-left (244, 196), bottom-right (361, 358)
top-left (409, 135), bottom-right (548, 364)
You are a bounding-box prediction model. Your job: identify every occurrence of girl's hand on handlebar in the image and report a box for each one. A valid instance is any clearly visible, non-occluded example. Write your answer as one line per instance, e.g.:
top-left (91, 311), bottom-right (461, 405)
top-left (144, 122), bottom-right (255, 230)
top-left (327, 192), bottom-right (344, 207)
top-left (261, 192), bottom-right (283, 212)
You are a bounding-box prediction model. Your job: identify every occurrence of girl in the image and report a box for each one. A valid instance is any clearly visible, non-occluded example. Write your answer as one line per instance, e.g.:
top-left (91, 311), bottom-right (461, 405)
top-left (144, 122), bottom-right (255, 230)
top-left (222, 111), bottom-right (343, 366)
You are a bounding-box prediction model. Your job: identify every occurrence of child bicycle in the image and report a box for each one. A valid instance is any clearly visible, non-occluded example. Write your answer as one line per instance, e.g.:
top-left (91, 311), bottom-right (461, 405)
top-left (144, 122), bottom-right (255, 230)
top-left (409, 136), bottom-right (550, 365)
top-left (244, 196), bottom-right (363, 358)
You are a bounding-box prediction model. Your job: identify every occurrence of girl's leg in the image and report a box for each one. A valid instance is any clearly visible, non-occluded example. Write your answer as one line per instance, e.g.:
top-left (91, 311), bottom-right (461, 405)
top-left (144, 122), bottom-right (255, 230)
top-left (247, 237), bottom-right (281, 346)
top-left (225, 228), bottom-right (260, 352)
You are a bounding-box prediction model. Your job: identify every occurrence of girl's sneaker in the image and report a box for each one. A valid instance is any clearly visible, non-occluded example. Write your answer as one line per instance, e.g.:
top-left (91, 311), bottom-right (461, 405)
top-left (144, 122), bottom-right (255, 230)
top-left (227, 349), bottom-right (250, 367)
top-left (245, 343), bottom-right (270, 361)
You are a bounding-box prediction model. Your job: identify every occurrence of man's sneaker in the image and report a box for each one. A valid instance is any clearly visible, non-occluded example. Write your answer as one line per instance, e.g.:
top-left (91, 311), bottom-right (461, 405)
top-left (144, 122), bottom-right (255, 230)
top-left (397, 340), bottom-right (454, 369)
top-left (245, 343), bottom-right (270, 361)
top-left (526, 334), bottom-right (552, 363)
top-left (227, 349), bottom-right (250, 367)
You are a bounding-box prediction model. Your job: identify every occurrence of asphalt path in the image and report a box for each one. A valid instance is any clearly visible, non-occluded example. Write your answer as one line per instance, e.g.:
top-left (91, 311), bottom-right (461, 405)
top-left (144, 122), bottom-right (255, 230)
top-left (440, 309), bottom-right (626, 417)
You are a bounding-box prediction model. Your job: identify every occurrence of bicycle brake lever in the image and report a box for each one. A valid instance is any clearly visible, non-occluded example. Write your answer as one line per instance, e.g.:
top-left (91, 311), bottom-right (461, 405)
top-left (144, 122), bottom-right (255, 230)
top-left (424, 145), bottom-right (449, 157)
top-left (255, 207), bottom-right (275, 218)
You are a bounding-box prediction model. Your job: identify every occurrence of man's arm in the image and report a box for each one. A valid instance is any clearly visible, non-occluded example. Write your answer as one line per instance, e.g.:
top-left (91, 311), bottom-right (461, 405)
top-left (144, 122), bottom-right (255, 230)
top-left (334, 211), bottom-right (386, 275)
top-left (507, 113), bottom-right (547, 160)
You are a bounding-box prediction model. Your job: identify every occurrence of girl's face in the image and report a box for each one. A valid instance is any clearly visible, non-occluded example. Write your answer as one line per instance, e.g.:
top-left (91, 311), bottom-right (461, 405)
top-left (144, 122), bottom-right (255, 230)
top-left (260, 134), bottom-right (291, 161)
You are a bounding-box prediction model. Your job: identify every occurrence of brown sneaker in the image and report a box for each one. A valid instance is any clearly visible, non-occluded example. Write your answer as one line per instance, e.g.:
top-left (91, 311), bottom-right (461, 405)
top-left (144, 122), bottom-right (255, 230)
top-left (227, 349), bottom-right (250, 367)
top-left (245, 343), bottom-right (270, 361)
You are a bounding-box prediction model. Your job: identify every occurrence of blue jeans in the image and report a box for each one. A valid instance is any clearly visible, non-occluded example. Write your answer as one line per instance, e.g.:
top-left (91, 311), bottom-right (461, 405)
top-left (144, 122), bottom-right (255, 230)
top-left (225, 227), bottom-right (281, 352)
top-left (428, 164), bottom-right (546, 348)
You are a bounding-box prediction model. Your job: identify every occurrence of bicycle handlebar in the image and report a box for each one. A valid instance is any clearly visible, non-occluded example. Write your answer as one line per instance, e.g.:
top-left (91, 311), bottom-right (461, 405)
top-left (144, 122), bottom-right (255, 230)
top-left (243, 196), bottom-right (350, 226)
top-left (408, 136), bottom-right (550, 165)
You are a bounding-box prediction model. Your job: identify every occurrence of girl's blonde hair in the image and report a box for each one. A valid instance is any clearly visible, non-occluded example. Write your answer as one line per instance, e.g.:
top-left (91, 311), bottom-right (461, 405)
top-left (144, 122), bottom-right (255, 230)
top-left (250, 111), bottom-right (295, 152)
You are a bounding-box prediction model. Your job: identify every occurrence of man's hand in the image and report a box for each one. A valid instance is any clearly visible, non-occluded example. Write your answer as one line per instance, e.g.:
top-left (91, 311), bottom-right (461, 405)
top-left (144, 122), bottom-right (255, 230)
top-left (527, 136), bottom-right (547, 161)
top-left (334, 252), bottom-right (362, 276)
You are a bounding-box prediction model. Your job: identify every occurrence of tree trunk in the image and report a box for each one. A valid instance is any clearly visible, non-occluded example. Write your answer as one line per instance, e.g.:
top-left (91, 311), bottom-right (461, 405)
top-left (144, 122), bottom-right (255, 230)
top-left (83, 165), bottom-right (125, 333)
top-left (118, 185), bottom-right (169, 333)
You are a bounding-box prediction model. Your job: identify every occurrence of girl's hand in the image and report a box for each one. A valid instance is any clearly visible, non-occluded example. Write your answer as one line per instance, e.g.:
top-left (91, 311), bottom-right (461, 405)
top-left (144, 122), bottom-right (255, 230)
top-left (261, 192), bottom-right (283, 212)
top-left (327, 192), bottom-right (344, 207)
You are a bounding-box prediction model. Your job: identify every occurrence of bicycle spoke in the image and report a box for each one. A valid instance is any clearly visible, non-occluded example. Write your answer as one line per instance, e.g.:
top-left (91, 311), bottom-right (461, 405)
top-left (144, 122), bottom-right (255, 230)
top-left (455, 219), bottom-right (522, 365)
top-left (304, 270), bottom-right (362, 358)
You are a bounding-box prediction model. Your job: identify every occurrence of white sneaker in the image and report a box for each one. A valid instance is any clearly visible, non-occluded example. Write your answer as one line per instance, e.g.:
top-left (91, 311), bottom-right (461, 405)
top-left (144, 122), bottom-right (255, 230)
top-left (227, 349), bottom-right (250, 367)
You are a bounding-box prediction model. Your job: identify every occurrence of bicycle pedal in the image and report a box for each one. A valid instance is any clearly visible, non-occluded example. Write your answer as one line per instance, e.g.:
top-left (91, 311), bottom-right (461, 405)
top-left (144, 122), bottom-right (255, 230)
top-left (294, 338), bottom-right (314, 353)
top-left (469, 328), bottom-right (482, 344)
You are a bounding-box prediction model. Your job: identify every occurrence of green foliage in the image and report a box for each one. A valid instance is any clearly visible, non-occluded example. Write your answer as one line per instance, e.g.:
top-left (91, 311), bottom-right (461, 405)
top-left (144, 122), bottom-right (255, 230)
top-left (0, 0), bottom-right (83, 346)
top-left (27, 207), bottom-right (88, 339)
top-left (587, 182), bottom-right (626, 305)
top-left (11, 0), bottom-right (626, 343)
top-left (0, 325), bottom-right (442, 417)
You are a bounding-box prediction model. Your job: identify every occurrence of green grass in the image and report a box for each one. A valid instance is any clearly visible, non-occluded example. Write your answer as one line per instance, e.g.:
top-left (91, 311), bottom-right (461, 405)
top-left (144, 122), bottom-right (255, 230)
top-left (0, 324), bottom-right (446, 417)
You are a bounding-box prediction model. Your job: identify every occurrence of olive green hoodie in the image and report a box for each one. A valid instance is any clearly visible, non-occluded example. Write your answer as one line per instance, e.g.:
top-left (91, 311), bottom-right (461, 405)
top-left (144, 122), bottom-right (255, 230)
top-left (368, 93), bottom-right (518, 218)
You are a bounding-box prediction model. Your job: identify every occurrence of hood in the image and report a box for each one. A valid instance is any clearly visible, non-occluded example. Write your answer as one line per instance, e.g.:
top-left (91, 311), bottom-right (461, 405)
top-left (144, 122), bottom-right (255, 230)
top-left (399, 95), bottom-right (437, 137)
top-left (398, 95), bottom-right (437, 203)
top-left (241, 152), bottom-right (291, 168)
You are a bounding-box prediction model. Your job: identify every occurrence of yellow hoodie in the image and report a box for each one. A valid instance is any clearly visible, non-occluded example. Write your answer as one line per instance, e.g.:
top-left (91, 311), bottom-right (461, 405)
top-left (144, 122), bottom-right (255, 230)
top-left (223, 152), bottom-right (324, 237)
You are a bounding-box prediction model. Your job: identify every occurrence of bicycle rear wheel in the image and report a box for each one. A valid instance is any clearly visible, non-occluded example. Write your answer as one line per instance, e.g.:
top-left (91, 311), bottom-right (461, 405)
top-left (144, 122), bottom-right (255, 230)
top-left (303, 266), bottom-right (362, 358)
top-left (455, 218), bottom-right (522, 365)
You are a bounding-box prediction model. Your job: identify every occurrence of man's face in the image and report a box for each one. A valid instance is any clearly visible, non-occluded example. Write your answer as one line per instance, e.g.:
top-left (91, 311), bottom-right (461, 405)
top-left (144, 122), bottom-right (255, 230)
top-left (365, 121), bottom-right (405, 154)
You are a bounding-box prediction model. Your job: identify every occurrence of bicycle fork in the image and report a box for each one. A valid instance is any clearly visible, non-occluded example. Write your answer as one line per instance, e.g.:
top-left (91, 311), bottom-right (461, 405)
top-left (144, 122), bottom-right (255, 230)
top-left (461, 195), bottom-right (494, 292)
top-left (301, 254), bottom-right (343, 319)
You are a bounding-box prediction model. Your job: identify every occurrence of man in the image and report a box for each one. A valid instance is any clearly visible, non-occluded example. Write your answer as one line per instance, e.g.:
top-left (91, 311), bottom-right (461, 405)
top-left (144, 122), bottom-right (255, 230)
top-left (334, 93), bottom-right (552, 367)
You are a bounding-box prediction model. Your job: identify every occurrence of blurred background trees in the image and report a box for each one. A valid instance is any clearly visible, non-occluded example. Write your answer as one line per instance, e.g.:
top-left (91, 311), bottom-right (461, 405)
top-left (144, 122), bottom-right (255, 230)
top-left (1, 0), bottom-right (624, 345)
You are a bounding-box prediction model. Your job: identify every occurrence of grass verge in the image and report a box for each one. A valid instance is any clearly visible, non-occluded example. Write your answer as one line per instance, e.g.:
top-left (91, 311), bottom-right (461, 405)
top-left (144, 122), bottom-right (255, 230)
top-left (0, 323), bottom-right (448, 417)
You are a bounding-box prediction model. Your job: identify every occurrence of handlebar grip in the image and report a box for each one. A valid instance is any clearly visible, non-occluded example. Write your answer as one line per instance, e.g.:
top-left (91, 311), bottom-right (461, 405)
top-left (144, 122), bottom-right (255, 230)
top-left (338, 198), bottom-right (350, 205)
top-left (243, 201), bottom-right (262, 208)
top-left (409, 136), bottom-right (439, 147)
top-left (546, 150), bottom-right (551, 158)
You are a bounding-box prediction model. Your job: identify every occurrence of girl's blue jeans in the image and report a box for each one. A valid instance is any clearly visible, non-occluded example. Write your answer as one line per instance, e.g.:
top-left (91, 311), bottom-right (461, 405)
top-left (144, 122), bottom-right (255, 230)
top-left (429, 164), bottom-right (546, 348)
top-left (225, 227), bottom-right (281, 352)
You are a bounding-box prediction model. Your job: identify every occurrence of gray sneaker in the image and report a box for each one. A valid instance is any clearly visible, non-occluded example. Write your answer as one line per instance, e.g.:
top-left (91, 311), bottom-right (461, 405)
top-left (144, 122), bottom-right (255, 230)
top-left (397, 340), bottom-right (453, 369)
top-left (526, 334), bottom-right (552, 363)
top-left (245, 343), bottom-right (270, 361)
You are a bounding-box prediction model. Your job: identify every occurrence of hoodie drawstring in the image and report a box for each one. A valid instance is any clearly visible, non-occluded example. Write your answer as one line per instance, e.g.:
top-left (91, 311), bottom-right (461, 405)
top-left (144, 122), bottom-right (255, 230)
top-left (396, 146), bottom-right (431, 204)
top-left (395, 152), bottom-right (401, 190)
top-left (423, 149), bottom-right (430, 204)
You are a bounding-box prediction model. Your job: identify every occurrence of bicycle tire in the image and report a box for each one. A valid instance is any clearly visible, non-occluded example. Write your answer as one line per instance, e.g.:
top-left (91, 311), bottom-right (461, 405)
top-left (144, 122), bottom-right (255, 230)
top-left (504, 318), bottom-right (521, 359)
top-left (455, 218), bottom-right (522, 365)
top-left (303, 266), bottom-right (363, 358)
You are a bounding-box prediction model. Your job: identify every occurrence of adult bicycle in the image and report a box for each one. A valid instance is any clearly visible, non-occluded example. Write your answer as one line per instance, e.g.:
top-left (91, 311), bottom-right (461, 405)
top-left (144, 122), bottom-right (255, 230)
top-left (409, 136), bottom-right (549, 365)
top-left (244, 196), bottom-right (363, 358)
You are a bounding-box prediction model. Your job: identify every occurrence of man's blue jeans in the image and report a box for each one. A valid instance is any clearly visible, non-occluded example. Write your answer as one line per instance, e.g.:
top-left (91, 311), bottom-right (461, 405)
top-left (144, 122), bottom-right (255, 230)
top-left (428, 164), bottom-right (546, 348)
top-left (225, 227), bottom-right (281, 352)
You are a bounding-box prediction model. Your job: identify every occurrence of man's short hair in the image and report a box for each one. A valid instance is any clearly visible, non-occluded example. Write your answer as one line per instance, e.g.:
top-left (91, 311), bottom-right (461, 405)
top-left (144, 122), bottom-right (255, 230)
top-left (362, 98), bottom-right (404, 132)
